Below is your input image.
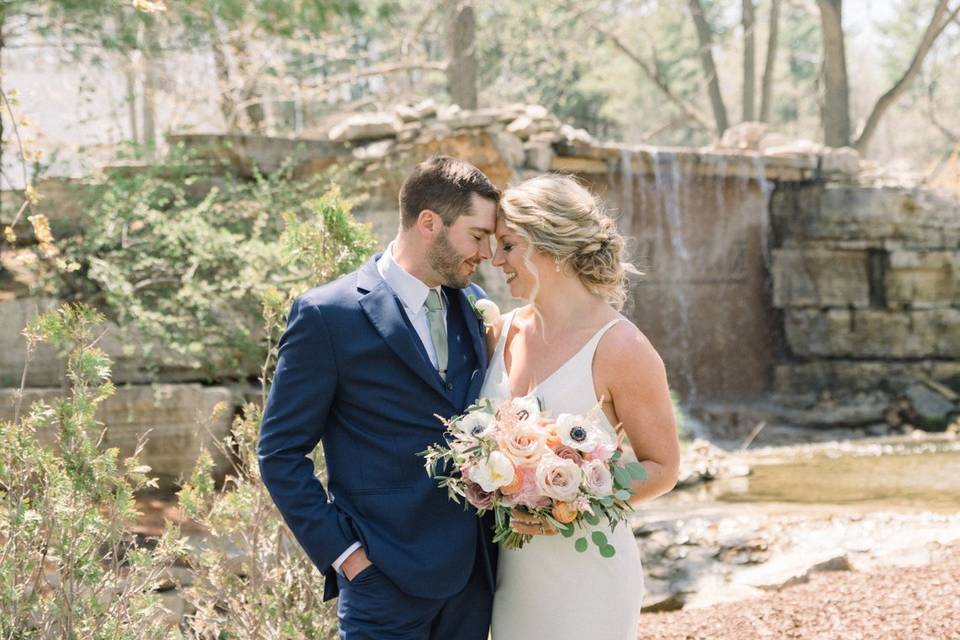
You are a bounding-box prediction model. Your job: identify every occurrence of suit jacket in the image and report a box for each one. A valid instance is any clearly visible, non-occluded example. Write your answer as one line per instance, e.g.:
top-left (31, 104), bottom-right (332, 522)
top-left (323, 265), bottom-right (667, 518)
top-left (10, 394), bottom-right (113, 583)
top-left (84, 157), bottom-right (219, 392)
top-left (258, 255), bottom-right (497, 602)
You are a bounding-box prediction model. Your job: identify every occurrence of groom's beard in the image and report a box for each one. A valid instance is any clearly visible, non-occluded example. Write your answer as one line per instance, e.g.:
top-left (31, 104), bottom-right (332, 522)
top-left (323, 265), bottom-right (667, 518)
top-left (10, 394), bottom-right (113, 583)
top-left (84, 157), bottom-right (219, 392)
top-left (429, 228), bottom-right (475, 289)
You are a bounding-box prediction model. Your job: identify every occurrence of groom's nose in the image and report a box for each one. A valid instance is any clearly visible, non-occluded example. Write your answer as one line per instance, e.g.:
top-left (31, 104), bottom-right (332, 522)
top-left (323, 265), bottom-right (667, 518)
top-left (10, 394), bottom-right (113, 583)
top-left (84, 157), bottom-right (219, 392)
top-left (478, 237), bottom-right (492, 261)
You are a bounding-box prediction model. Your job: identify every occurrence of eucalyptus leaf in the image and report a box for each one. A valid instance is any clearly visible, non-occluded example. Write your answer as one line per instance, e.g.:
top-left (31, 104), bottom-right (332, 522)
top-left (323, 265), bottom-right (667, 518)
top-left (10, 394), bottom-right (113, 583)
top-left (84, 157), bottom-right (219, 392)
top-left (574, 537), bottom-right (588, 553)
top-left (625, 461), bottom-right (647, 481)
top-left (591, 531), bottom-right (608, 547)
top-left (613, 465), bottom-right (632, 489)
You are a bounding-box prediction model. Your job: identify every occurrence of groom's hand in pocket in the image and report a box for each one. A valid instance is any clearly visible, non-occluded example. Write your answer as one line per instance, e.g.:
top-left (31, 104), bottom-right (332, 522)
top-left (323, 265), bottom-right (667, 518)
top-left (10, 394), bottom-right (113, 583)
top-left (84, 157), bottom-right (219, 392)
top-left (341, 547), bottom-right (373, 581)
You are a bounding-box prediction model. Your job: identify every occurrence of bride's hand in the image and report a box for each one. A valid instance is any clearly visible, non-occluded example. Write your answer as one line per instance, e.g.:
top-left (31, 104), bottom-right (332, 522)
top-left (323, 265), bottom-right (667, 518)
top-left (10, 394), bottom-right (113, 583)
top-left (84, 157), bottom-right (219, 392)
top-left (509, 508), bottom-right (557, 536)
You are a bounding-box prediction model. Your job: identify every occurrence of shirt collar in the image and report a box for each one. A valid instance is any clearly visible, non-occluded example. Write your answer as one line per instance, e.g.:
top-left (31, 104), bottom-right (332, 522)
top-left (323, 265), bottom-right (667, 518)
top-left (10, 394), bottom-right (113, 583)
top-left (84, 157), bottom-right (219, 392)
top-left (377, 242), bottom-right (443, 315)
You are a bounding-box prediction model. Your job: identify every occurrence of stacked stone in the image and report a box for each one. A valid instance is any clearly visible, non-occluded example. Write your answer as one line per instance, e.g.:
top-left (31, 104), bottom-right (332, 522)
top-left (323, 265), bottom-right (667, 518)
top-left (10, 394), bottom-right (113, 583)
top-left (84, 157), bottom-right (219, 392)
top-left (771, 184), bottom-right (960, 428)
top-left (324, 100), bottom-right (597, 176)
top-left (0, 297), bottom-right (242, 487)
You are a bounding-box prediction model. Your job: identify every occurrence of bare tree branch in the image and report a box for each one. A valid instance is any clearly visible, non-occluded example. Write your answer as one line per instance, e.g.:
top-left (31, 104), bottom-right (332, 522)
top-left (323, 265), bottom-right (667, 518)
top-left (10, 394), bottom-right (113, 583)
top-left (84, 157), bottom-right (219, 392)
top-left (759, 0), bottom-right (781, 122)
top-left (688, 0), bottom-right (730, 135)
top-left (592, 25), bottom-right (712, 133)
top-left (854, 0), bottom-right (960, 153)
top-left (742, 0), bottom-right (757, 121)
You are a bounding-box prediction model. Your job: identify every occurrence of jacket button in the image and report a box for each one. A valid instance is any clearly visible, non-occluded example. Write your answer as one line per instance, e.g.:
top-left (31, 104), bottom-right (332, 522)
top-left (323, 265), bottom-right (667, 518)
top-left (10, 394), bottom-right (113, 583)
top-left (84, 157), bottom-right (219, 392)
top-left (446, 382), bottom-right (454, 390)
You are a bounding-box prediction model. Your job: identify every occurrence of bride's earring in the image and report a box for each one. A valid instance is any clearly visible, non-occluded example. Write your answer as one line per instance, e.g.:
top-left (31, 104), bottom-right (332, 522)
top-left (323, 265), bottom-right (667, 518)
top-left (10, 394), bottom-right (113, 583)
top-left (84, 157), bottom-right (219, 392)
top-left (554, 256), bottom-right (561, 273)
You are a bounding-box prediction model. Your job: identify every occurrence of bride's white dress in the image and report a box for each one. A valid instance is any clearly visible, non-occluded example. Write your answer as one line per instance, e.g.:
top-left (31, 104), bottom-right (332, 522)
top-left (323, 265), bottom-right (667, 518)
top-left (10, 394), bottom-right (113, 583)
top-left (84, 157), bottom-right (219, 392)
top-left (483, 310), bottom-right (644, 640)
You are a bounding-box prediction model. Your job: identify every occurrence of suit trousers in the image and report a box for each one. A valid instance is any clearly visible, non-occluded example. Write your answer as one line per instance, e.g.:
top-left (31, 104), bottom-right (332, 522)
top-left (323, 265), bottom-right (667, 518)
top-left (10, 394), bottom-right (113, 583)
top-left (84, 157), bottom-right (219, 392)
top-left (335, 545), bottom-right (493, 640)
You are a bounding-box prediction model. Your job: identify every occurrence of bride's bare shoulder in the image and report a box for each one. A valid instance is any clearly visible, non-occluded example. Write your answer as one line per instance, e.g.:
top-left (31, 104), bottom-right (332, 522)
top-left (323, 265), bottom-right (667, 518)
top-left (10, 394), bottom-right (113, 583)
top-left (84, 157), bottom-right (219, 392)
top-left (596, 317), bottom-right (665, 375)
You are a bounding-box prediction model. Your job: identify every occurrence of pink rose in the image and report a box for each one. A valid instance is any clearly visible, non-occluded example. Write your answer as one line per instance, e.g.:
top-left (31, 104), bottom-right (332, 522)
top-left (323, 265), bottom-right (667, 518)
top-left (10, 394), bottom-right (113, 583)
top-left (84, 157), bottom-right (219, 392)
top-left (582, 459), bottom-right (614, 497)
top-left (552, 445), bottom-right (582, 465)
top-left (464, 481), bottom-right (494, 510)
top-left (585, 442), bottom-right (616, 462)
top-left (501, 467), bottom-right (550, 509)
top-left (535, 453), bottom-right (581, 502)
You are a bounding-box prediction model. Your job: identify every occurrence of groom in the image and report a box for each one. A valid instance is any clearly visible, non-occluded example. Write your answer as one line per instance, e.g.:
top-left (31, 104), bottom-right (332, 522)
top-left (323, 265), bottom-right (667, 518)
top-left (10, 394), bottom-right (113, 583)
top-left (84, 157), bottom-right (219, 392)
top-left (258, 156), bottom-right (500, 639)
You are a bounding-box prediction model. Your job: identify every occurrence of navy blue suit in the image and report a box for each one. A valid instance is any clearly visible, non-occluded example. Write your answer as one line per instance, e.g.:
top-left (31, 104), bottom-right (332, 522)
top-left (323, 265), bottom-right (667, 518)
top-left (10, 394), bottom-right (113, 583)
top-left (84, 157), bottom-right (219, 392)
top-left (258, 255), bottom-right (497, 639)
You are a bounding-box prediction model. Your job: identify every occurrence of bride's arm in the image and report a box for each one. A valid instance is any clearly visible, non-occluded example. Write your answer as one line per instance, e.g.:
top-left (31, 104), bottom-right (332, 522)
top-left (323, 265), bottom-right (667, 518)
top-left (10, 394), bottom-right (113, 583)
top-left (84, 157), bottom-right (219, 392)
top-left (596, 322), bottom-right (680, 505)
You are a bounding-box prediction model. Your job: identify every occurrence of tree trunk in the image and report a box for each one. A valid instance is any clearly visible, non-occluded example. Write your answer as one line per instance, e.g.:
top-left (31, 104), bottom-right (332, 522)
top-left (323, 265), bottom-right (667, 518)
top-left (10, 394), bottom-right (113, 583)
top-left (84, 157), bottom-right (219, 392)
top-left (854, 0), bottom-right (957, 153)
top-left (125, 61), bottom-right (139, 143)
top-left (759, 0), bottom-right (781, 122)
top-left (445, 0), bottom-right (478, 109)
top-left (688, 0), bottom-right (729, 135)
top-left (816, 0), bottom-right (851, 147)
top-left (231, 37), bottom-right (265, 133)
top-left (742, 0), bottom-right (756, 122)
top-left (210, 30), bottom-right (238, 132)
top-left (142, 23), bottom-right (158, 157)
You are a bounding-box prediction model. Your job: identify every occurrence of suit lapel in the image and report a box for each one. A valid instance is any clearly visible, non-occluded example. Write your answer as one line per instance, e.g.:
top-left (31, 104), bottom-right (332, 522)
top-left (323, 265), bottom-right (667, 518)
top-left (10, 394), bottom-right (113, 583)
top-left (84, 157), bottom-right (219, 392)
top-left (358, 257), bottom-right (448, 398)
top-left (452, 287), bottom-right (488, 376)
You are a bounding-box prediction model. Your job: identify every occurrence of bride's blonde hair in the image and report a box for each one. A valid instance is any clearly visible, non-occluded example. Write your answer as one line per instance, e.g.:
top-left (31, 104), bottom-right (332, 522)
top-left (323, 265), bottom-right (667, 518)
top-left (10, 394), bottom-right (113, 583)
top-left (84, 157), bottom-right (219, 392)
top-left (499, 174), bottom-right (637, 310)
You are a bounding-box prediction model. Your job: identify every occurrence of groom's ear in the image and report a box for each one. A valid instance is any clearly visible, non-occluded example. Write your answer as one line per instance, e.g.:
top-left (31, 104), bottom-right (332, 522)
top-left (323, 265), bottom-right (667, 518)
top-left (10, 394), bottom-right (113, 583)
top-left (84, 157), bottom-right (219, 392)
top-left (416, 209), bottom-right (442, 239)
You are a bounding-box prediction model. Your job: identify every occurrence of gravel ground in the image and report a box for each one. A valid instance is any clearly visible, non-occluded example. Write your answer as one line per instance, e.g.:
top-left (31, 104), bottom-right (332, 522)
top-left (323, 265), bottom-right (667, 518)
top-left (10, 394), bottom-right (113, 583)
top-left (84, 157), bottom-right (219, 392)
top-left (639, 544), bottom-right (960, 640)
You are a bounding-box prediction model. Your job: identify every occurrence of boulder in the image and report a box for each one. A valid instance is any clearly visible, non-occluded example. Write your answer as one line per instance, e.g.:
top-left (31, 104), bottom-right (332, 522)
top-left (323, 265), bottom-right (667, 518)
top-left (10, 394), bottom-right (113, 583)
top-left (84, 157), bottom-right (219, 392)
top-left (524, 141), bottom-right (554, 173)
top-left (328, 113), bottom-right (402, 143)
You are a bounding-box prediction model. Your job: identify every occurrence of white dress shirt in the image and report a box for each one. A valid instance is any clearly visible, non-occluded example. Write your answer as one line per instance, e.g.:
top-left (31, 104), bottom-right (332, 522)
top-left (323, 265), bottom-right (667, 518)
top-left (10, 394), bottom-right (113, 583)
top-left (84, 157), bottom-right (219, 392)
top-left (332, 243), bottom-right (447, 574)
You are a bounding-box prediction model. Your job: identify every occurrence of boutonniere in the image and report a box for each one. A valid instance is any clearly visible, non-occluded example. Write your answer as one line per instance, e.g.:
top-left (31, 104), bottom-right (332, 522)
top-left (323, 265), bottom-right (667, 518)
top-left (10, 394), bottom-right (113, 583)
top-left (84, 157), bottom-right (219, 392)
top-left (467, 294), bottom-right (501, 329)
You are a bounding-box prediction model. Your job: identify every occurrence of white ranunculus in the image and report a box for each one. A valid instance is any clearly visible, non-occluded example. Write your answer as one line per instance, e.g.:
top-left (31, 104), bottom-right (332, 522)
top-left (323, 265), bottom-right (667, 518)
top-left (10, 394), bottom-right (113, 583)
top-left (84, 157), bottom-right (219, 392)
top-left (555, 413), bottom-right (605, 453)
top-left (535, 453), bottom-right (582, 502)
top-left (511, 395), bottom-right (541, 426)
top-left (581, 459), bottom-right (614, 497)
top-left (475, 298), bottom-right (501, 327)
top-left (456, 411), bottom-right (496, 439)
top-left (469, 451), bottom-right (516, 492)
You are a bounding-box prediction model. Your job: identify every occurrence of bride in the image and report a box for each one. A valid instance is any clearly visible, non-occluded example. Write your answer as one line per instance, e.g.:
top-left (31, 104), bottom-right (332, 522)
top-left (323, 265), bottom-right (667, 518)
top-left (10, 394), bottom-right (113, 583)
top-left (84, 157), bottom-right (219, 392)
top-left (481, 174), bottom-right (680, 640)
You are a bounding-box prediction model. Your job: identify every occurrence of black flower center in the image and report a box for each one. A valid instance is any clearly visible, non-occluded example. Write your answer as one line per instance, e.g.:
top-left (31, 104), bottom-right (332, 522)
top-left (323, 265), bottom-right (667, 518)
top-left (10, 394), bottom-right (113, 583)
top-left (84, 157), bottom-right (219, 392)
top-left (471, 424), bottom-right (486, 436)
top-left (516, 409), bottom-right (530, 421)
top-left (570, 426), bottom-right (587, 442)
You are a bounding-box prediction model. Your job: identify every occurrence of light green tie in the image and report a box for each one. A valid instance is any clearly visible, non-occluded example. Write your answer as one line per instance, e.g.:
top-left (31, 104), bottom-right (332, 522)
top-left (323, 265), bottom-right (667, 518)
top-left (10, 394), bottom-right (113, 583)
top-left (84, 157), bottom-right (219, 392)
top-left (424, 289), bottom-right (448, 381)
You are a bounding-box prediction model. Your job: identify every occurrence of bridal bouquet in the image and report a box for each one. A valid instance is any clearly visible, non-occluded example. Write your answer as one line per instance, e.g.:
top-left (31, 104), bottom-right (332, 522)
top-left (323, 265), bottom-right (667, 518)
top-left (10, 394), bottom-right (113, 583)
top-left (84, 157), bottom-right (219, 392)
top-left (420, 396), bottom-right (646, 556)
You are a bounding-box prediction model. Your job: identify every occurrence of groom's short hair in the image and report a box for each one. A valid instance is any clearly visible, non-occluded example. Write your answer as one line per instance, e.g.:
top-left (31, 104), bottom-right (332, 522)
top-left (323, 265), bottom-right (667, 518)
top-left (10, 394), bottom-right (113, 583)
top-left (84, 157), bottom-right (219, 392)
top-left (399, 156), bottom-right (499, 229)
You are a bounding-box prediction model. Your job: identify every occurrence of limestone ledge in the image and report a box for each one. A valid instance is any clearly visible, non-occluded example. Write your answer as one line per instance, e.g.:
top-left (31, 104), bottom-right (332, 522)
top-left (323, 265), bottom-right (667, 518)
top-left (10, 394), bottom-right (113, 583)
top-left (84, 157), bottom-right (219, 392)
top-left (785, 308), bottom-right (960, 359)
top-left (774, 360), bottom-right (960, 395)
top-left (0, 298), bottom-right (260, 388)
top-left (0, 384), bottom-right (235, 485)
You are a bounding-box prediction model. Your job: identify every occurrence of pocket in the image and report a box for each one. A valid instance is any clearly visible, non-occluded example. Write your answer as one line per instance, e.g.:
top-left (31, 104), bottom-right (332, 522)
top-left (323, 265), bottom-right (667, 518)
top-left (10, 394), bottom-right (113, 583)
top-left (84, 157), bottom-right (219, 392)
top-left (347, 563), bottom-right (378, 584)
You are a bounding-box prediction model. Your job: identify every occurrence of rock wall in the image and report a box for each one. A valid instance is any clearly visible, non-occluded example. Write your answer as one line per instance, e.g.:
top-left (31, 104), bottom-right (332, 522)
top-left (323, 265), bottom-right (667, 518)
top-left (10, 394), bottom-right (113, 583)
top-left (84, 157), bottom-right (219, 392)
top-left (771, 184), bottom-right (960, 396)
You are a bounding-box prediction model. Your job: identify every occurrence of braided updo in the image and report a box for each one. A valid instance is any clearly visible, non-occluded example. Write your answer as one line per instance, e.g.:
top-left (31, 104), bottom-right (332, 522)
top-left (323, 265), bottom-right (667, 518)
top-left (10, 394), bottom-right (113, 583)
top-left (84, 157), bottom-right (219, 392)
top-left (499, 174), bottom-right (636, 309)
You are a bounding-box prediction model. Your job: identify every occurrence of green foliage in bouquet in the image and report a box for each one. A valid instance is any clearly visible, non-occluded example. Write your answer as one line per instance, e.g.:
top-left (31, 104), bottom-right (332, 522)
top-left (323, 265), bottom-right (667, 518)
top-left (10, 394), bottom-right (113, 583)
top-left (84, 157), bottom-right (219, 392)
top-left (0, 304), bottom-right (185, 639)
top-left (47, 148), bottom-right (375, 379)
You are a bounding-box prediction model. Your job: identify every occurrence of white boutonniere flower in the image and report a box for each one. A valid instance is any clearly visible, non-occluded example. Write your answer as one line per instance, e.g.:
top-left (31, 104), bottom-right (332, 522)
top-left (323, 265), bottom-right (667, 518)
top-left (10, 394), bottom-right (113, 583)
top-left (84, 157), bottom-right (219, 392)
top-left (468, 294), bottom-right (501, 328)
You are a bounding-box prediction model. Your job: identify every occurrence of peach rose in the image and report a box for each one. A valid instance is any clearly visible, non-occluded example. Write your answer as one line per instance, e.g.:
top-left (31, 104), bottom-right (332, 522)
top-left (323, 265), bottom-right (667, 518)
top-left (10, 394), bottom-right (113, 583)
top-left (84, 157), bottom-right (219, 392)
top-left (552, 501), bottom-right (578, 524)
top-left (499, 463), bottom-right (524, 494)
top-left (498, 424), bottom-right (547, 468)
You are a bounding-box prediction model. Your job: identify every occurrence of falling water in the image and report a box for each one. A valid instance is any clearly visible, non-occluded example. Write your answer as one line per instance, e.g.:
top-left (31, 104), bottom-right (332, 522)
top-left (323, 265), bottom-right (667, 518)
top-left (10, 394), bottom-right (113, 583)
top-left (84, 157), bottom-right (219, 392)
top-left (649, 150), bottom-right (697, 403)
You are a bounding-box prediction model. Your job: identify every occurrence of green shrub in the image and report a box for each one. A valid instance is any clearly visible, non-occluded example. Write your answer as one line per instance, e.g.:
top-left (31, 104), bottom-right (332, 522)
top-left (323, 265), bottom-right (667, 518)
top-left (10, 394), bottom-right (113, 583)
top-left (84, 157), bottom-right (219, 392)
top-left (0, 304), bottom-right (185, 639)
top-left (49, 150), bottom-right (375, 379)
